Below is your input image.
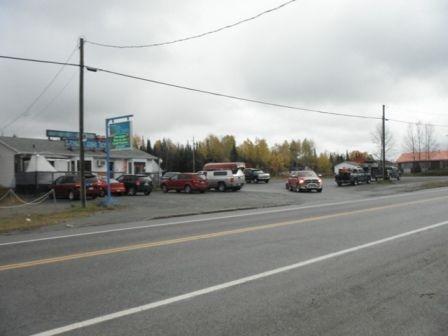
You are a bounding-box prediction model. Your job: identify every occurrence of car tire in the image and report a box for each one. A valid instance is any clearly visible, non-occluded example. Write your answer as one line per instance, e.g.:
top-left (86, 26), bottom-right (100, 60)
top-left (218, 183), bottom-right (226, 192)
top-left (295, 186), bottom-right (301, 192)
top-left (255, 179), bottom-right (259, 184)
top-left (265, 180), bottom-right (269, 183)
top-left (68, 190), bottom-right (75, 201)
top-left (184, 185), bottom-right (192, 194)
top-left (128, 187), bottom-right (136, 196)
top-left (144, 190), bottom-right (151, 196)
top-left (317, 188), bottom-right (323, 193)
top-left (162, 185), bottom-right (168, 193)
top-left (200, 190), bottom-right (205, 193)
top-left (285, 183), bottom-right (289, 190)
top-left (99, 189), bottom-right (105, 197)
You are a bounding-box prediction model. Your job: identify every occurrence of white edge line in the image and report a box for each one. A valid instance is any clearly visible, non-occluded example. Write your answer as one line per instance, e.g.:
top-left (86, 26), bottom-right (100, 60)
top-left (2, 186), bottom-right (447, 247)
top-left (30, 219), bottom-right (448, 336)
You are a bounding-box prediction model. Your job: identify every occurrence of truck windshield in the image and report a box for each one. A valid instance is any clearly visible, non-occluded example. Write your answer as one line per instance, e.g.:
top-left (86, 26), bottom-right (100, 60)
top-left (298, 171), bottom-right (317, 177)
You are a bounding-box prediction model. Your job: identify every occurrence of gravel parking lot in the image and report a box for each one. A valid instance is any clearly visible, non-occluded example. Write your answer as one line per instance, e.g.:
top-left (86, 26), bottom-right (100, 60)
top-left (2, 176), bottom-right (448, 233)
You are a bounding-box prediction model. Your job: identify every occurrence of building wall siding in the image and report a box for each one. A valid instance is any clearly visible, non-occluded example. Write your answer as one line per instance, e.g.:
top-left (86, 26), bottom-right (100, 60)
top-left (0, 145), bottom-right (16, 188)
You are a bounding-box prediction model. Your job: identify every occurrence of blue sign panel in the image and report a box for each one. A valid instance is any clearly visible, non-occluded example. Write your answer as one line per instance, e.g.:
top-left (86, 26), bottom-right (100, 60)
top-left (65, 139), bottom-right (106, 151)
top-left (46, 129), bottom-right (96, 140)
top-left (109, 121), bottom-right (132, 150)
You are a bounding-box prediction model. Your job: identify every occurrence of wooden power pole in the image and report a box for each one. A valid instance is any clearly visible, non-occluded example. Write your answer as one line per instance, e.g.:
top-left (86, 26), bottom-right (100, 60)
top-left (79, 37), bottom-right (86, 207)
top-left (382, 105), bottom-right (386, 179)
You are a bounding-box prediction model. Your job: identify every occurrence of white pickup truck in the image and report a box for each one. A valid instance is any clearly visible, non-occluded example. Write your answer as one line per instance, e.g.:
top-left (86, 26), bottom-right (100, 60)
top-left (202, 169), bottom-right (245, 192)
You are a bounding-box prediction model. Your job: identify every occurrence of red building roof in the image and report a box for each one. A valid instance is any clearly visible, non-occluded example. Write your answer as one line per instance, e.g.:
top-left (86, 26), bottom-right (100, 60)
top-left (396, 151), bottom-right (448, 163)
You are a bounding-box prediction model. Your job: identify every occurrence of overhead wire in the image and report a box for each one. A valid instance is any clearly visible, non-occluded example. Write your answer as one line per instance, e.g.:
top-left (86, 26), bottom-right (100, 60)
top-left (1, 53), bottom-right (447, 128)
top-left (86, 0), bottom-right (297, 48)
top-left (93, 66), bottom-right (382, 121)
top-left (1, 47), bottom-right (78, 132)
top-left (21, 70), bottom-right (78, 133)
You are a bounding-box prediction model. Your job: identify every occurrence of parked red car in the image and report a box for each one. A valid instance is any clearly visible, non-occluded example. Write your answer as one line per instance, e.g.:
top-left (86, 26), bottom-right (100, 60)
top-left (51, 175), bottom-right (101, 200)
top-left (97, 177), bottom-right (126, 196)
top-left (161, 173), bottom-right (208, 193)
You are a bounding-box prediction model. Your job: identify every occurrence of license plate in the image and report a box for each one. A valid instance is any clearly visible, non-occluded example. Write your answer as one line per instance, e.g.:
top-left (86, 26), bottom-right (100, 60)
top-left (307, 183), bottom-right (317, 188)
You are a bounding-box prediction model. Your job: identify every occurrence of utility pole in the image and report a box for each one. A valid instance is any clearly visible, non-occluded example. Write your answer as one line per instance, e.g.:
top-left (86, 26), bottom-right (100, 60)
top-left (192, 137), bottom-right (196, 172)
top-left (382, 104), bottom-right (386, 180)
top-left (79, 37), bottom-right (86, 207)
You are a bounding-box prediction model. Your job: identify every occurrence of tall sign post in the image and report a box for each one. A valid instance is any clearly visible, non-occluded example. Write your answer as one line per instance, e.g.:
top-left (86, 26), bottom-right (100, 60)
top-left (104, 115), bottom-right (133, 206)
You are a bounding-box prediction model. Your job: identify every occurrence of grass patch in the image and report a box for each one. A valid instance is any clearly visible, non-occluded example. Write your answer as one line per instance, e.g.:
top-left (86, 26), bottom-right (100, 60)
top-left (0, 203), bottom-right (116, 234)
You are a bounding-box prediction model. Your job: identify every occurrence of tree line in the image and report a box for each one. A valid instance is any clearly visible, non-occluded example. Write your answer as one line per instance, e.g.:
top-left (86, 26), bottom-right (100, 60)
top-left (133, 135), bottom-right (371, 176)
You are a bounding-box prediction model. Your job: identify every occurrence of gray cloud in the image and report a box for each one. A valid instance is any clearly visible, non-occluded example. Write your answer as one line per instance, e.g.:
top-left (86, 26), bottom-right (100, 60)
top-left (1, 0), bottom-right (447, 155)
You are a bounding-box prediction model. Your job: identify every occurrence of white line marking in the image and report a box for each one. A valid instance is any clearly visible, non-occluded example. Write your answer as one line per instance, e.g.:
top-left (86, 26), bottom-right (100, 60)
top-left (31, 219), bottom-right (448, 336)
top-left (1, 186), bottom-right (447, 247)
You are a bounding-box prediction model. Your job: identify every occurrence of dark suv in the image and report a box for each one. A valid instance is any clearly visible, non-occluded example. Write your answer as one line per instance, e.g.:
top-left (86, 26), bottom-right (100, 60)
top-left (116, 174), bottom-right (153, 196)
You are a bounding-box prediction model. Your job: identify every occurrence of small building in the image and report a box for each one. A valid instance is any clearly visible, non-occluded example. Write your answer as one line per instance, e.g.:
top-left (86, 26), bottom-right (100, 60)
top-left (0, 135), bottom-right (160, 189)
top-left (396, 151), bottom-right (448, 174)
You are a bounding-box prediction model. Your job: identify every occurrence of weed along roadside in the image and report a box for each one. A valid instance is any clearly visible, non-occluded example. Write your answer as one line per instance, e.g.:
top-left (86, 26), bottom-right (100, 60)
top-left (0, 203), bottom-right (117, 234)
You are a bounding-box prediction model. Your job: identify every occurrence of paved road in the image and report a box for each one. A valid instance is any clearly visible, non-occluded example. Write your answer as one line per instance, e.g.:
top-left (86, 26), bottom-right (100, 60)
top-left (1, 187), bottom-right (448, 335)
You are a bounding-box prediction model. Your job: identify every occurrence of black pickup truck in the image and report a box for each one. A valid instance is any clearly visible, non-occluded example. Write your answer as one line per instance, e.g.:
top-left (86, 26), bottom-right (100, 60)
top-left (335, 168), bottom-right (371, 186)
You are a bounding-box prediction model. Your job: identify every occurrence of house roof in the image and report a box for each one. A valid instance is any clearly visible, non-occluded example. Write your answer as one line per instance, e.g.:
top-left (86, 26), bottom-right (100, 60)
top-left (0, 136), bottom-right (158, 160)
top-left (396, 151), bottom-right (448, 163)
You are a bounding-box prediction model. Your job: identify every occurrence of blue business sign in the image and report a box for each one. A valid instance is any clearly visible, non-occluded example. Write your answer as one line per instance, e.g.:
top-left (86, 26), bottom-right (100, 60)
top-left (109, 121), bottom-right (132, 150)
top-left (46, 129), bottom-right (96, 140)
top-left (65, 139), bottom-right (107, 151)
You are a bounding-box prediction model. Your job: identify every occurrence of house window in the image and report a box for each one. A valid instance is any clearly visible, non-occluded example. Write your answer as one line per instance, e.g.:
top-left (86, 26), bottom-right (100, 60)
top-left (76, 160), bottom-right (92, 172)
top-left (134, 162), bottom-right (146, 174)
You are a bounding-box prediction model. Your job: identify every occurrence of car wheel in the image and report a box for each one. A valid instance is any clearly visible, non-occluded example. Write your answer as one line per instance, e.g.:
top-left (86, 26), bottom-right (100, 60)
top-left (68, 190), bottom-right (75, 201)
top-left (128, 187), bottom-right (136, 196)
top-left (295, 186), bottom-right (301, 192)
top-left (285, 183), bottom-right (289, 190)
top-left (162, 185), bottom-right (168, 193)
top-left (99, 189), bottom-right (105, 197)
top-left (184, 185), bottom-right (192, 194)
top-left (144, 190), bottom-right (151, 196)
top-left (317, 188), bottom-right (323, 193)
top-left (218, 183), bottom-right (226, 192)
top-left (265, 180), bottom-right (269, 183)
top-left (255, 179), bottom-right (259, 183)
top-left (200, 190), bottom-right (205, 193)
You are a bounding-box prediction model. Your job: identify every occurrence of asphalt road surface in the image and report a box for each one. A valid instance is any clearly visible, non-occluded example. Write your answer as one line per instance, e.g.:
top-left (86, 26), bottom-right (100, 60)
top-left (1, 187), bottom-right (448, 335)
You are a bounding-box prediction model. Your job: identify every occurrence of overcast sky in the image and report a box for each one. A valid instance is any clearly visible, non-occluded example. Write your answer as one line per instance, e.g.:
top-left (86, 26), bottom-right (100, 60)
top-left (1, 0), bottom-right (447, 158)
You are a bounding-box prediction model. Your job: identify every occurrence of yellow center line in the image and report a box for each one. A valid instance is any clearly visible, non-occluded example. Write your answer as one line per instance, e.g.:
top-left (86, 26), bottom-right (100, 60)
top-left (1, 195), bottom-right (447, 272)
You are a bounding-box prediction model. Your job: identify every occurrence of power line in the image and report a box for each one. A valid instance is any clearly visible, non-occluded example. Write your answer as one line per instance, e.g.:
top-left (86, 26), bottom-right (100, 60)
top-left (86, 0), bottom-right (298, 48)
top-left (1, 47), bottom-right (78, 132)
top-left (94, 66), bottom-right (381, 121)
top-left (0, 55), bottom-right (79, 68)
top-left (22, 70), bottom-right (78, 132)
top-left (388, 118), bottom-right (448, 129)
top-left (2, 53), bottom-right (448, 128)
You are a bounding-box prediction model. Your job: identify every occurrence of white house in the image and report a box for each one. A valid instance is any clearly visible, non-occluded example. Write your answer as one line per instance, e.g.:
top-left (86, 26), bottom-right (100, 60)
top-left (0, 136), bottom-right (160, 188)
